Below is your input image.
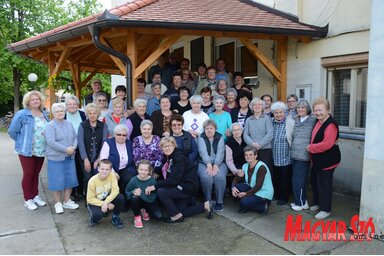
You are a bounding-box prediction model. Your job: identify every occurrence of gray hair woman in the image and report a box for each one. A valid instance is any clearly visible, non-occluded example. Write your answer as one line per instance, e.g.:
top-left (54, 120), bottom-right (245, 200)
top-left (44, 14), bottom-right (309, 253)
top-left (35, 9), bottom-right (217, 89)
top-left (223, 88), bottom-right (238, 114)
top-left (95, 92), bottom-right (109, 121)
top-left (77, 103), bottom-right (108, 198)
top-left (182, 95), bottom-right (209, 138)
top-left (45, 103), bottom-right (79, 214)
top-left (127, 98), bottom-right (150, 140)
top-left (243, 97), bottom-right (274, 192)
top-left (197, 119), bottom-right (228, 211)
top-left (65, 94), bottom-right (86, 202)
top-left (209, 95), bottom-right (232, 140)
top-left (290, 99), bottom-right (316, 211)
top-left (99, 123), bottom-right (136, 192)
top-left (8, 90), bottom-right (49, 210)
top-left (225, 123), bottom-right (247, 177)
top-left (270, 101), bottom-right (295, 206)
top-left (104, 98), bottom-right (127, 138)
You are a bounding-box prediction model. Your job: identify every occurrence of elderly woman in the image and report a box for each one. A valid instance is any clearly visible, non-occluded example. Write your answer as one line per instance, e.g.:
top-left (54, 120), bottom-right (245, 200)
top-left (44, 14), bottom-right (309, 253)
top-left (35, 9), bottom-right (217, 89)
top-left (306, 97), bottom-right (341, 220)
top-left (226, 123), bottom-right (247, 177)
top-left (214, 79), bottom-right (228, 99)
top-left (127, 98), bottom-right (150, 140)
top-left (197, 119), bottom-right (227, 212)
top-left (151, 95), bottom-right (176, 137)
top-left (8, 91), bottom-right (49, 210)
top-left (223, 88), bottom-right (238, 113)
top-left (99, 124), bottom-right (136, 192)
top-left (144, 136), bottom-right (213, 223)
top-left (231, 145), bottom-right (273, 214)
top-left (45, 103), bottom-right (79, 214)
top-left (171, 86), bottom-right (192, 115)
top-left (95, 92), bottom-right (109, 121)
top-left (244, 97), bottom-right (274, 176)
top-left (132, 120), bottom-right (162, 176)
top-left (146, 82), bottom-right (162, 116)
top-left (103, 98), bottom-right (127, 138)
top-left (195, 66), bottom-right (217, 95)
top-left (182, 95), bottom-right (210, 139)
top-left (64, 95), bottom-right (86, 202)
top-left (230, 90), bottom-right (252, 127)
top-left (270, 101), bottom-right (294, 206)
top-left (290, 99), bottom-right (317, 211)
top-left (170, 114), bottom-right (198, 163)
top-left (77, 103), bottom-right (108, 196)
top-left (209, 95), bottom-right (232, 141)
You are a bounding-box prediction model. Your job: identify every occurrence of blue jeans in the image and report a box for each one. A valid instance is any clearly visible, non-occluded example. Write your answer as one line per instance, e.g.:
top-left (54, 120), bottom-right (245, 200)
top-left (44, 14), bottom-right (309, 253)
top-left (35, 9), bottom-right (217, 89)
top-left (235, 183), bottom-right (268, 213)
top-left (291, 159), bottom-right (310, 206)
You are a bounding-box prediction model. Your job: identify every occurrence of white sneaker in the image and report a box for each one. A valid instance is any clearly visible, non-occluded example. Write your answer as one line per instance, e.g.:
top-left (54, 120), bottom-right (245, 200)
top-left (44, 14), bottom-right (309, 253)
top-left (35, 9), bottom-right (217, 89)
top-left (33, 195), bottom-right (46, 207)
top-left (310, 205), bottom-right (320, 211)
top-left (55, 202), bottom-right (64, 214)
top-left (63, 199), bottom-right (79, 210)
top-left (24, 199), bottom-right (38, 210)
top-left (315, 211), bottom-right (330, 220)
top-left (291, 201), bottom-right (309, 211)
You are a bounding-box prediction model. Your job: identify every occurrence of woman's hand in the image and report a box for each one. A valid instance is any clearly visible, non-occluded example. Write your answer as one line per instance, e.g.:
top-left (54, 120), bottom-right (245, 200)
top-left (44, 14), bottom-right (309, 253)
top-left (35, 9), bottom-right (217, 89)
top-left (232, 187), bottom-right (240, 197)
top-left (93, 159), bottom-right (99, 170)
top-left (236, 169), bottom-right (244, 177)
top-left (145, 185), bottom-right (155, 195)
top-left (225, 128), bottom-right (231, 137)
top-left (305, 145), bottom-right (311, 152)
top-left (189, 129), bottom-right (198, 138)
top-left (66, 146), bottom-right (75, 155)
top-left (84, 159), bottom-right (91, 172)
top-left (211, 165), bottom-right (219, 177)
top-left (237, 192), bottom-right (247, 198)
top-left (206, 164), bottom-right (213, 176)
top-left (133, 188), bottom-right (142, 196)
top-left (162, 131), bottom-right (170, 137)
top-left (252, 142), bottom-right (261, 150)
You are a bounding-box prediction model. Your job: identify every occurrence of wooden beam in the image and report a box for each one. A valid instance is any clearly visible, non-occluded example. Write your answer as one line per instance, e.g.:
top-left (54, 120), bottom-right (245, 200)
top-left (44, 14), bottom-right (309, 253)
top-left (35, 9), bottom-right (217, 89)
top-left (100, 38), bottom-right (126, 76)
top-left (48, 51), bottom-right (56, 118)
top-left (137, 36), bottom-right (163, 64)
top-left (239, 38), bottom-right (282, 82)
top-left (81, 69), bottom-right (99, 88)
top-left (126, 31), bottom-right (137, 102)
top-left (52, 47), bottom-right (72, 77)
top-left (276, 39), bottom-right (288, 101)
top-left (135, 34), bottom-right (181, 78)
top-left (69, 63), bottom-right (81, 101)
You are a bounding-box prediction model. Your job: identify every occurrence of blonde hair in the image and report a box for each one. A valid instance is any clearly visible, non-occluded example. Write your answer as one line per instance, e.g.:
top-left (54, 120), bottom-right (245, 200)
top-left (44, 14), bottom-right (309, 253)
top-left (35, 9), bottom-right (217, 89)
top-left (137, 160), bottom-right (154, 176)
top-left (22, 91), bottom-right (45, 110)
top-left (111, 97), bottom-right (124, 107)
top-left (312, 97), bottom-right (330, 111)
top-left (85, 103), bottom-right (100, 117)
top-left (160, 136), bottom-right (177, 148)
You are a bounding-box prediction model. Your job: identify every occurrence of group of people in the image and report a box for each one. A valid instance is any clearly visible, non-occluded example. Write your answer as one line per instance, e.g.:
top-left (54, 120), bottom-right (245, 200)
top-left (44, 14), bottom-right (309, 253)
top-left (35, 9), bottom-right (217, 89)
top-left (8, 56), bottom-right (341, 230)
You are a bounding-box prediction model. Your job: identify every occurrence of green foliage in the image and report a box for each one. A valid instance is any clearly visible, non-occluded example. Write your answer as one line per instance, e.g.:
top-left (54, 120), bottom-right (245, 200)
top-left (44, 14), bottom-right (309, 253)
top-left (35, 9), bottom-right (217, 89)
top-left (0, 0), bottom-right (103, 112)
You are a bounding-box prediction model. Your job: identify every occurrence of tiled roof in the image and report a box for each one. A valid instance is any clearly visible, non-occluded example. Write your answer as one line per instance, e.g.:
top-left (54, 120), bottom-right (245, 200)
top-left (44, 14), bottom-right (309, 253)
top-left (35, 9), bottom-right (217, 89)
top-left (8, 0), bottom-right (326, 51)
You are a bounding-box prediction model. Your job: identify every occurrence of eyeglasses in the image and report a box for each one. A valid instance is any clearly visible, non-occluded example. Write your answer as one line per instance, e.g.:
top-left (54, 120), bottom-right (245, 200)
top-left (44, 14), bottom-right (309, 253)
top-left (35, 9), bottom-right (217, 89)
top-left (172, 123), bottom-right (182, 127)
top-left (115, 133), bottom-right (127, 137)
top-left (98, 99), bottom-right (106, 102)
top-left (288, 100), bottom-right (297, 103)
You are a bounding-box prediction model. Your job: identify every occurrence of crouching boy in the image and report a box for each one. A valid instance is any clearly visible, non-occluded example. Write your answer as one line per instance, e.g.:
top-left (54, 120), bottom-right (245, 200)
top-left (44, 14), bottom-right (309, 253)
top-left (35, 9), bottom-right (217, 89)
top-left (86, 159), bottom-right (125, 229)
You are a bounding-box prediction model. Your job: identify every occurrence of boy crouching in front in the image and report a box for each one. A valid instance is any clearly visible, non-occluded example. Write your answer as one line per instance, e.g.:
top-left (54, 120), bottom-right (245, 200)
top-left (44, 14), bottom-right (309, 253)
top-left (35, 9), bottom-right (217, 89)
top-left (87, 159), bottom-right (125, 229)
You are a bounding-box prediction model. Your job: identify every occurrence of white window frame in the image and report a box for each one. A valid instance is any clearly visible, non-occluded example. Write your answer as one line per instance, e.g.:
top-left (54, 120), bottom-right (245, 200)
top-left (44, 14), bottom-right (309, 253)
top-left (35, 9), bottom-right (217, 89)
top-left (327, 65), bottom-right (367, 134)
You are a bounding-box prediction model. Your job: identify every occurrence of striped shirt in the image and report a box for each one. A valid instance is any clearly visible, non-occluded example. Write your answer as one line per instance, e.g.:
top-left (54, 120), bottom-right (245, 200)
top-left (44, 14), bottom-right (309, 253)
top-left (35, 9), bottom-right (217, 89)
top-left (272, 118), bottom-right (291, 166)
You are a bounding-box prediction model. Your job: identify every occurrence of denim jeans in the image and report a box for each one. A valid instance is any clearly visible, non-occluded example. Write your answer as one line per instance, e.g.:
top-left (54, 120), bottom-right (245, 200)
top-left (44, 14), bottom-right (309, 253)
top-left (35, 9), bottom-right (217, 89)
top-left (291, 159), bottom-right (310, 206)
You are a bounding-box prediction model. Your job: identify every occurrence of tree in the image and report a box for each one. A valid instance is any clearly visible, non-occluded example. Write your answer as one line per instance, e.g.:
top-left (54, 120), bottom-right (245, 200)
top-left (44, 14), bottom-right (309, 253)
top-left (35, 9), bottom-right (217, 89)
top-left (0, 0), bottom-right (101, 113)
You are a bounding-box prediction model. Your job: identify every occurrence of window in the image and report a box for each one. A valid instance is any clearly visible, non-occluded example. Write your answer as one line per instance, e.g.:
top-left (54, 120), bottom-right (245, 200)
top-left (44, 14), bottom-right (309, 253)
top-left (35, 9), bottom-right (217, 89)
top-left (240, 45), bottom-right (258, 76)
top-left (327, 66), bottom-right (367, 131)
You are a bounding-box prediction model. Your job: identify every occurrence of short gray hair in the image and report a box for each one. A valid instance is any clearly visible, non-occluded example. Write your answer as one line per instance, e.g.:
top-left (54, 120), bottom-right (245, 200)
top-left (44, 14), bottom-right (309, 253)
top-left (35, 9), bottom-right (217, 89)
top-left (231, 122), bottom-right (243, 131)
top-left (65, 94), bottom-right (80, 106)
top-left (134, 98), bottom-right (147, 109)
top-left (227, 88), bottom-right (238, 98)
top-left (85, 103), bottom-right (100, 116)
top-left (189, 95), bottom-right (202, 104)
top-left (213, 95), bottom-right (225, 104)
top-left (140, 119), bottom-right (153, 129)
top-left (296, 99), bottom-right (312, 115)
top-left (271, 101), bottom-right (287, 112)
top-left (51, 103), bottom-right (66, 113)
top-left (244, 145), bottom-right (258, 155)
top-left (249, 97), bottom-right (265, 111)
top-left (113, 124), bottom-right (129, 135)
top-left (203, 119), bottom-right (217, 130)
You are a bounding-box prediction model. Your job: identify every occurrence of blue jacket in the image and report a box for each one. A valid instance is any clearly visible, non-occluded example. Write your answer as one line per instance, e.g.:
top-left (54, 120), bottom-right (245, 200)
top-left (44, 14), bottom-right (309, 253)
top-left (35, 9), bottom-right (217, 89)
top-left (8, 108), bottom-right (49, 157)
top-left (106, 138), bottom-right (136, 175)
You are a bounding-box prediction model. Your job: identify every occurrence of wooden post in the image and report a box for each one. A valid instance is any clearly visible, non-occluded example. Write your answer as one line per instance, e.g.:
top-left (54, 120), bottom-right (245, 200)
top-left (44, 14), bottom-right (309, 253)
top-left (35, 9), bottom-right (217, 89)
top-left (276, 39), bottom-right (288, 101)
top-left (126, 32), bottom-right (137, 103)
top-left (48, 51), bottom-right (56, 118)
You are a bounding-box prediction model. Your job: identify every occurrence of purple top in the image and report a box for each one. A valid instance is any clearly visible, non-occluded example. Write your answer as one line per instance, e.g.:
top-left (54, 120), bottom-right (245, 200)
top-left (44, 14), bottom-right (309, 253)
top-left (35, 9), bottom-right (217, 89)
top-left (132, 135), bottom-right (162, 167)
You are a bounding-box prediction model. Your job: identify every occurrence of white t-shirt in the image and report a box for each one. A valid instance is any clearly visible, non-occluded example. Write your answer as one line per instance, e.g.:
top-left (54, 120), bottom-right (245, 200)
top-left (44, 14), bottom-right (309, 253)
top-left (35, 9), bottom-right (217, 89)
top-left (182, 110), bottom-right (210, 136)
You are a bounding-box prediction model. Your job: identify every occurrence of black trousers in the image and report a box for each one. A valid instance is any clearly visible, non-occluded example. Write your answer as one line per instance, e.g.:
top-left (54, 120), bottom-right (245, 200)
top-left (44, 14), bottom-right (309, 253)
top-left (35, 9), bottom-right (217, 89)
top-left (274, 165), bottom-right (292, 202)
top-left (117, 168), bottom-right (135, 193)
top-left (72, 150), bottom-right (84, 196)
top-left (130, 196), bottom-right (162, 220)
top-left (87, 193), bottom-right (125, 223)
top-left (257, 148), bottom-right (276, 196)
top-left (157, 187), bottom-right (204, 218)
top-left (311, 167), bottom-right (335, 212)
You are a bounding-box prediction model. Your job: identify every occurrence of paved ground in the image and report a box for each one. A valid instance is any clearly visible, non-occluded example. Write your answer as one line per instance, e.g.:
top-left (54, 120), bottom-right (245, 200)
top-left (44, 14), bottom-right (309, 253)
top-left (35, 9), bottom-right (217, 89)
top-left (1, 131), bottom-right (383, 254)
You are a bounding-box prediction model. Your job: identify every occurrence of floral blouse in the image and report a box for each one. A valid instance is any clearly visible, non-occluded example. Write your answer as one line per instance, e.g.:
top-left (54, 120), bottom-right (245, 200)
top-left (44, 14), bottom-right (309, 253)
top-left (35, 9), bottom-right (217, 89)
top-left (32, 115), bottom-right (47, 157)
top-left (132, 135), bottom-right (162, 168)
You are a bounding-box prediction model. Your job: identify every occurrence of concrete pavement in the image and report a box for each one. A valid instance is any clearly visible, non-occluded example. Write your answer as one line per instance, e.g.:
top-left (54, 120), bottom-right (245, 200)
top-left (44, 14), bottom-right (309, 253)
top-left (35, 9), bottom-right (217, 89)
top-left (0, 131), bottom-right (383, 254)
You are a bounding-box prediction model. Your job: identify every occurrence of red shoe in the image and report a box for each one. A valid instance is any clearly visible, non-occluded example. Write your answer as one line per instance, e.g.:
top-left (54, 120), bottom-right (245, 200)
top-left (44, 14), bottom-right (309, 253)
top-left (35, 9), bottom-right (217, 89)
top-left (134, 216), bottom-right (143, 228)
top-left (141, 208), bottom-right (150, 221)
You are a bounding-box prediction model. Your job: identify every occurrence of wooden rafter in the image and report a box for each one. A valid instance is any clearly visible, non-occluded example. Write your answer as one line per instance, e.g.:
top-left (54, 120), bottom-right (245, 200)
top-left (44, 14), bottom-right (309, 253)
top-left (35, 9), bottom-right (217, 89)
top-left (239, 38), bottom-right (282, 82)
top-left (81, 69), bottom-right (99, 88)
top-left (137, 36), bottom-right (163, 65)
top-left (100, 37), bottom-right (126, 76)
top-left (69, 63), bottom-right (81, 99)
top-left (276, 39), bottom-right (288, 101)
top-left (52, 47), bottom-right (72, 77)
top-left (135, 34), bottom-right (181, 77)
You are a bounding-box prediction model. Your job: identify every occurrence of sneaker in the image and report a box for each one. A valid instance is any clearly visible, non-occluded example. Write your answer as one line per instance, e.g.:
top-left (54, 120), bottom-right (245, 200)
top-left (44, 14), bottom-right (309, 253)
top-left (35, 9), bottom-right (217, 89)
top-left (24, 199), bottom-right (38, 210)
top-left (261, 201), bottom-right (270, 215)
top-left (315, 211), bottom-right (330, 220)
top-left (111, 215), bottom-right (123, 229)
top-left (310, 205), bottom-right (320, 211)
top-left (141, 208), bottom-right (150, 221)
top-left (63, 199), bottom-right (79, 210)
top-left (214, 203), bottom-right (223, 212)
top-left (33, 195), bottom-right (46, 207)
top-left (134, 216), bottom-right (144, 228)
top-left (55, 202), bottom-right (64, 214)
top-left (291, 201), bottom-right (309, 211)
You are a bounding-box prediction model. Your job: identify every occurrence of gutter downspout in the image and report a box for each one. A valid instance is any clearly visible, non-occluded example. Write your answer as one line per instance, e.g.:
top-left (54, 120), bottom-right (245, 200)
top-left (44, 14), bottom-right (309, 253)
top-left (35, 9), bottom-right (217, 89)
top-left (88, 13), bottom-right (132, 108)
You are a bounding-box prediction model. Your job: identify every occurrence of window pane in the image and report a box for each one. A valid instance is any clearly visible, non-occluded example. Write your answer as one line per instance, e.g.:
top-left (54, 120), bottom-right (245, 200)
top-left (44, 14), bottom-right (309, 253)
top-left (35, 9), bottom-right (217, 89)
top-left (218, 42), bottom-right (234, 73)
top-left (241, 45), bottom-right (258, 76)
top-left (355, 67), bottom-right (368, 128)
top-left (332, 69), bottom-right (351, 127)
